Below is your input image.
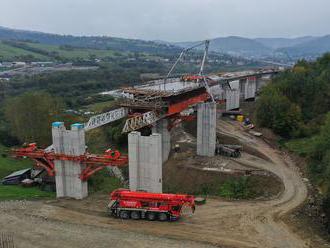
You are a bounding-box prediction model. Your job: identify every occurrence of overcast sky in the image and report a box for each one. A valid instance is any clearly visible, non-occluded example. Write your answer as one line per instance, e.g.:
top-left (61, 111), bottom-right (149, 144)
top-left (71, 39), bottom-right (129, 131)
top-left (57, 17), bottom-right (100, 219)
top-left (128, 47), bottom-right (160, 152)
top-left (0, 0), bottom-right (329, 42)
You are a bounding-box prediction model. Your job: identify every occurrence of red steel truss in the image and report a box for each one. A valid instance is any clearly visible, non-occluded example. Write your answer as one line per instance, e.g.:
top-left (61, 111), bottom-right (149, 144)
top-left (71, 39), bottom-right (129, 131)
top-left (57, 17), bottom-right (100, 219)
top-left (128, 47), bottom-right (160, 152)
top-left (12, 143), bottom-right (128, 181)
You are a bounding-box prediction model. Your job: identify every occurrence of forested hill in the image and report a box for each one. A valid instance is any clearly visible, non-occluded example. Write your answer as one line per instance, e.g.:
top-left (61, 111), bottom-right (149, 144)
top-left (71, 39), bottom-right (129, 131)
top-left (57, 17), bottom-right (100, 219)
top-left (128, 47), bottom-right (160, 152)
top-left (256, 53), bottom-right (330, 138)
top-left (255, 53), bottom-right (330, 231)
top-left (0, 26), bottom-right (180, 55)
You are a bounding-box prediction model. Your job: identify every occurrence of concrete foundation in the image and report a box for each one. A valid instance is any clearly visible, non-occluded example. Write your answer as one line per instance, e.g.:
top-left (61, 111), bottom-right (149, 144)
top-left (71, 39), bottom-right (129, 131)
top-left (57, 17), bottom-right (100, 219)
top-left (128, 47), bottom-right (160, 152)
top-left (128, 131), bottom-right (162, 193)
top-left (197, 102), bottom-right (217, 157)
top-left (52, 122), bottom-right (88, 199)
top-left (152, 119), bottom-right (171, 162)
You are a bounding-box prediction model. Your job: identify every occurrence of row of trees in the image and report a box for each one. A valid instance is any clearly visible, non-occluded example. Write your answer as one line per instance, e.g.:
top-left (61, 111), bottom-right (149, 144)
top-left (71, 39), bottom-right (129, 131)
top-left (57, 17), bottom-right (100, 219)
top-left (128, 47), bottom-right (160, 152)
top-left (2, 92), bottom-right (64, 146)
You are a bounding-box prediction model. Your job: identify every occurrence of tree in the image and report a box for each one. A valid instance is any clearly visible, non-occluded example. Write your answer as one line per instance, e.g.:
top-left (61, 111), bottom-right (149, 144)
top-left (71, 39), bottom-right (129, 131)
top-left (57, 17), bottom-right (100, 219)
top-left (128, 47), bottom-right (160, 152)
top-left (4, 92), bottom-right (64, 146)
top-left (256, 86), bottom-right (302, 138)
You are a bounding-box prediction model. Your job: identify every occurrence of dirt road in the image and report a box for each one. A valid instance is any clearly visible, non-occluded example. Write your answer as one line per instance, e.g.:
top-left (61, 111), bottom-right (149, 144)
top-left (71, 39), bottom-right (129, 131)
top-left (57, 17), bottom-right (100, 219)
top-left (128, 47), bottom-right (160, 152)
top-left (0, 119), bottom-right (328, 248)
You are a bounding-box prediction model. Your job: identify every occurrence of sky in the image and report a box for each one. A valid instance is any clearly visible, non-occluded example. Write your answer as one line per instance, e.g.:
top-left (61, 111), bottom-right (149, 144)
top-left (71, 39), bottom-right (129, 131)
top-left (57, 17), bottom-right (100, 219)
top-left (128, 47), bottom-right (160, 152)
top-left (0, 0), bottom-right (330, 42)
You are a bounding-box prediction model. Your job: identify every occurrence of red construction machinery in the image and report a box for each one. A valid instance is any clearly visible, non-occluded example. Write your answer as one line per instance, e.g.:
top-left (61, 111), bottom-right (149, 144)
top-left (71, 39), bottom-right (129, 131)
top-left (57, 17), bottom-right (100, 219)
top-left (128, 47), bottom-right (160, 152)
top-left (12, 143), bottom-right (128, 181)
top-left (108, 189), bottom-right (195, 221)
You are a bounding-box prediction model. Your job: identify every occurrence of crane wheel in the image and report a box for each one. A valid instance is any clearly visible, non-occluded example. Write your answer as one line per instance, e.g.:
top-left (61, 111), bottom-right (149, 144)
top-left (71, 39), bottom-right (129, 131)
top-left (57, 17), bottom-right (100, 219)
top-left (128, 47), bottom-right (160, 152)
top-left (146, 212), bottom-right (156, 221)
top-left (106, 208), bottom-right (113, 216)
top-left (131, 211), bottom-right (140, 220)
top-left (119, 210), bottom-right (130, 219)
top-left (158, 213), bottom-right (168, 221)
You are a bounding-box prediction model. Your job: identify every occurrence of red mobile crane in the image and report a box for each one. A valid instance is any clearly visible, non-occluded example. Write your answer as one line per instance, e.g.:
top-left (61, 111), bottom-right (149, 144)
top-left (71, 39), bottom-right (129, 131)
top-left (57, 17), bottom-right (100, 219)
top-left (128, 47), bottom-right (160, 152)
top-left (109, 189), bottom-right (195, 221)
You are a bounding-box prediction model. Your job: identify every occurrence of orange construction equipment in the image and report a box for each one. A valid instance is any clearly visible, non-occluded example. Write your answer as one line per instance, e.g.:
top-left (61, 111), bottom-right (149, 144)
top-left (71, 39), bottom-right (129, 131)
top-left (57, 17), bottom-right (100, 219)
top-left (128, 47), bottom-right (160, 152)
top-left (12, 143), bottom-right (128, 181)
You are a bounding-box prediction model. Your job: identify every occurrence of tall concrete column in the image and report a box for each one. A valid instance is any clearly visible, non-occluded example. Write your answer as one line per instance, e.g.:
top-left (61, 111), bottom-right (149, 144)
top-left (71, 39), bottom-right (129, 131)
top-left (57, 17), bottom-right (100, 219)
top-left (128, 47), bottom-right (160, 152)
top-left (52, 122), bottom-right (88, 199)
top-left (239, 79), bottom-right (246, 99)
top-left (244, 77), bottom-right (257, 100)
top-left (52, 122), bottom-right (66, 198)
top-left (226, 80), bottom-right (240, 110)
top-left (197, 102), bottom-right (217, 157)
top-left (128, 132), bottom-right (162, 193)
top-left (225, 89), bottom-right (240, 111)
top-left (152, 119), bottom-right (171, 162)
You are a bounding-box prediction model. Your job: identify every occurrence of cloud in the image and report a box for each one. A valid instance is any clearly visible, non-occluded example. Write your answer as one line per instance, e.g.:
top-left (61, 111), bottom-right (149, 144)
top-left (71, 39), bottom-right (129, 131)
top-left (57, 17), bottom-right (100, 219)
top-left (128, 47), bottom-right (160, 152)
top-left (0, 0), bottom-right (329, 41)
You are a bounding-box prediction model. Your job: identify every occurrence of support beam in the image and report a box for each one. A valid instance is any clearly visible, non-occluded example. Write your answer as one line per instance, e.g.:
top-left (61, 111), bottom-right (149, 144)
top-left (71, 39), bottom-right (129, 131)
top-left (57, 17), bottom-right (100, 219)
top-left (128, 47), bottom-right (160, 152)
top-left (197, 102), bottom-right (217, 157)
top-left (152, 119), bottom-right (171, 163)
top-left (128, 132), bottom-right (162, 193)
top-left (52, 122), bottom-right (88, 199)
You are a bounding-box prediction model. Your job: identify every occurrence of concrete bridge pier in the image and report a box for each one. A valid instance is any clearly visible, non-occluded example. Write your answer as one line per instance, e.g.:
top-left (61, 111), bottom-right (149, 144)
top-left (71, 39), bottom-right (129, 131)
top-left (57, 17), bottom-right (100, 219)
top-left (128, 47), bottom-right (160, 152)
top-left (244, 77), bottom-right (257, 100)
top-left (128, 131), bottom-right (162, 193)
top-left (152, 119), bottom-right (171, 163)
top-left (197, 102), bottom-right (217, 157)
top-left (52, 122), bottom-right (88, 199)
top-left (225, 80), bottom-right (240, 111)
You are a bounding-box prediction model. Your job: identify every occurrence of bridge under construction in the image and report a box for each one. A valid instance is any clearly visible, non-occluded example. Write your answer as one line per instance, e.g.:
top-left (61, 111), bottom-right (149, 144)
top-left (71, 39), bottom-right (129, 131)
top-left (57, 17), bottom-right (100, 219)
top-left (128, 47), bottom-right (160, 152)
top-left (13, 40), bottom-right (282, 199)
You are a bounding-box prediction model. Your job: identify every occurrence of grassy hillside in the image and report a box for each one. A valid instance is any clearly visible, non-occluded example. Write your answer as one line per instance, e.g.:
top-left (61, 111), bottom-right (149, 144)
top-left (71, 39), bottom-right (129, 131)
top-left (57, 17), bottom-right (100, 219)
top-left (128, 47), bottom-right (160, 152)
top-left (0, 26), bottom-right (180, 55)
top-left (0, 40), bottom-right (124, 61)
top-left (0, 41), bottom-right (49, 61)
top-left (26, 42), bottom-right (120, 60)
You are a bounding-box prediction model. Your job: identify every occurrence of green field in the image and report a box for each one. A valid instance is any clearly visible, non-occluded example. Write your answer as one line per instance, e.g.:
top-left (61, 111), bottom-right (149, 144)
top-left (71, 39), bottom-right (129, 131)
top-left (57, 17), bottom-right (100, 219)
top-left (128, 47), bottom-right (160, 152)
top-left (27, 42), bottom-right (119, 60)
top-left (0, 144), bottom-right (55, 200)
top-left (0, 42), bottom-right (49, 61)
top-left (0, 185), bottom-right (54, 200)
top-left (0, 144), bottom-right (33, 179)
top-left (0, 41), bottom-right (125, 61)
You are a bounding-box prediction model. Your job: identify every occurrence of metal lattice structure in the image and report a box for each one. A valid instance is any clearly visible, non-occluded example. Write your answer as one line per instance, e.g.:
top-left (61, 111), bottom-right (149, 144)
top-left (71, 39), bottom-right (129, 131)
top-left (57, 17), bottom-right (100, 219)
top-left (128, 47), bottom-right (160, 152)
top-left (12, 143), bottom-right (128, 181)
top-left (84, 107), bottom-right (128, 131)
top-left (122, 111), bottom-right (160, 133)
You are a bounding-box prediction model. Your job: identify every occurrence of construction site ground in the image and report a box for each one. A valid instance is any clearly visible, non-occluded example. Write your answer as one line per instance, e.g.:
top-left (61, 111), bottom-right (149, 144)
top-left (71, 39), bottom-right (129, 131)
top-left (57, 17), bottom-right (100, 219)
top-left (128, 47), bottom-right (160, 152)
top-left (1, 119), bottom-right (330, 248)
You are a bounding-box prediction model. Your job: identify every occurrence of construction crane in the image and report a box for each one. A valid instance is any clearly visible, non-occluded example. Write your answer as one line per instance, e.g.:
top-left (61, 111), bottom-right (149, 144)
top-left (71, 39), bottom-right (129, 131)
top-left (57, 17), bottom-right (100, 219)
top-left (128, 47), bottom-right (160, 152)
top-left (12, 143), bottom-right (128, 181)
top-left (108, 188), bottom-right (195, 221)
top-left (164, 40), bottom-right (215, 102)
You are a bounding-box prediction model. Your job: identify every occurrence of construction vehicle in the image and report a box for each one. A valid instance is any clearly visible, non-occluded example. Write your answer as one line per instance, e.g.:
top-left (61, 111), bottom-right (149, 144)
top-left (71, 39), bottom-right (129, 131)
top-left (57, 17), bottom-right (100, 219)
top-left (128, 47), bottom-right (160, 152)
top-left (108, 189), bottom-right (195, 221)
top-left (215, 144), bottom-right (242, 158)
